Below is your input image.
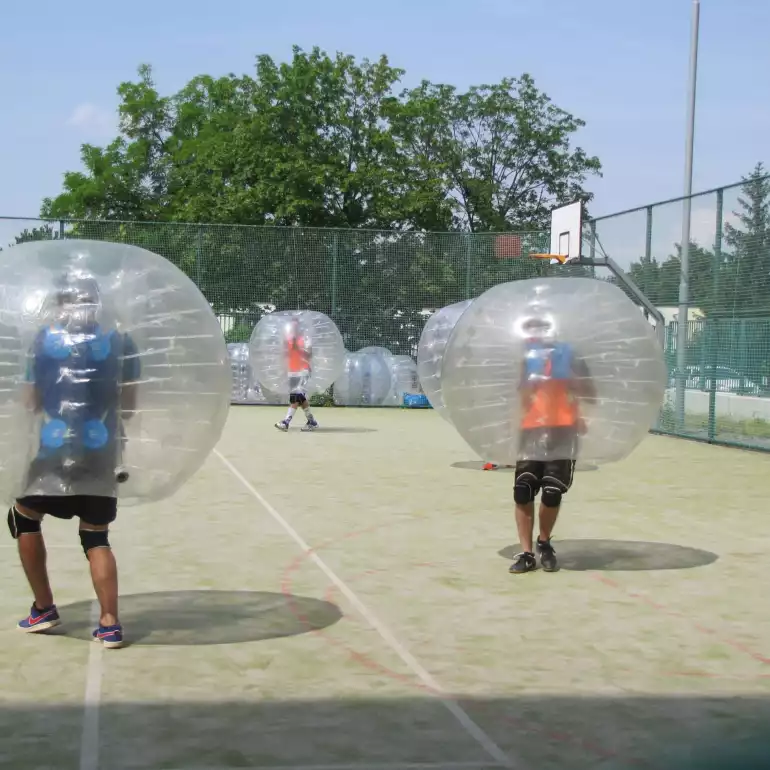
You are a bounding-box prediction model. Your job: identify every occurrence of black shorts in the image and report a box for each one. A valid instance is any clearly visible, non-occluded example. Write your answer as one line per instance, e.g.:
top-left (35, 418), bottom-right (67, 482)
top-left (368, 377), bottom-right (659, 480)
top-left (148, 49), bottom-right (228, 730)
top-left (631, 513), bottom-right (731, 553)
top-left (514, 427), bottom-right (578, 494)
top-left (16, 495), bottom-right (118, 527)
top-left (289, 392), bottom-right (308, 405)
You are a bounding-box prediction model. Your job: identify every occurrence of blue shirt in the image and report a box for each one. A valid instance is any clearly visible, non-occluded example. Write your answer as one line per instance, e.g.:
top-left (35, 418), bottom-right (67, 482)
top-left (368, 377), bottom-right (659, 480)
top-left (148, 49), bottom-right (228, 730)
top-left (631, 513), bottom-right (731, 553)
top-left (27, 324), bottom-right (140, 462)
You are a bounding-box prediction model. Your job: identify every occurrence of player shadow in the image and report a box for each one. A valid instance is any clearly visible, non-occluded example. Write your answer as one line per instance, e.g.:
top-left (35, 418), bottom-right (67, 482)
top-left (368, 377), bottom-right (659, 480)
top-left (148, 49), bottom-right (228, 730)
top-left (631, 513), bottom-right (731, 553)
top-left (303, 427), bottom-right (377, 433)
top-left (498, 539), bottom-right (718, 571)
top-left (54, 590), bottom-right (342, 646)
top-left (451, 460), bottom-right (599, 472)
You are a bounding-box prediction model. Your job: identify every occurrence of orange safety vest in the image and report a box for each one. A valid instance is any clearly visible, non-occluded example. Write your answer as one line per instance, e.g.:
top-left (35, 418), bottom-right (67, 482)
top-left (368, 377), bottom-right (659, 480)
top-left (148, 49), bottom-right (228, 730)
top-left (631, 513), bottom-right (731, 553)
top-left (287, 336), bottom-right (309, 373)
top-left (520, 347), bottom-right (580, 430)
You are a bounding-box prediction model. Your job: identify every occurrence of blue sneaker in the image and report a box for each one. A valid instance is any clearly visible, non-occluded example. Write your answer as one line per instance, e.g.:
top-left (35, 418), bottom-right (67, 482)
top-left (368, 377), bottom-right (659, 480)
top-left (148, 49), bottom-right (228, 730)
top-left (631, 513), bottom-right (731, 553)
top-left (17, 604), bottom-right (61, 633)
top-left (92, 623), bottom-right (124, 649)
top-left (301, 417), bottom-right (319, 432)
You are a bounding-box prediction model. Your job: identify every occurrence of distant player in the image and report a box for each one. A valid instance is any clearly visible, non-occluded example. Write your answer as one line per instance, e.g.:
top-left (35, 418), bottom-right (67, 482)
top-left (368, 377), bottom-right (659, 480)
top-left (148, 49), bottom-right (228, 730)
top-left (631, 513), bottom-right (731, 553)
top-left (9, 274), bottom-right (140, 647)
top-left (275, 316), bottom-right (319, 432)
top-left (509, 316), bottom-right (596, 574)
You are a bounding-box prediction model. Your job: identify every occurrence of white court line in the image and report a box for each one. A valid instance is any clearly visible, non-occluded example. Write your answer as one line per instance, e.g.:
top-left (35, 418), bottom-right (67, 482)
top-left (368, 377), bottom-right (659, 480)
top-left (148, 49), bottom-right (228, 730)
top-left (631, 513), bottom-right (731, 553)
top-left (214, 450), bottom-right (518, 770)
top-left (79, 601), bottom-right (103, 770)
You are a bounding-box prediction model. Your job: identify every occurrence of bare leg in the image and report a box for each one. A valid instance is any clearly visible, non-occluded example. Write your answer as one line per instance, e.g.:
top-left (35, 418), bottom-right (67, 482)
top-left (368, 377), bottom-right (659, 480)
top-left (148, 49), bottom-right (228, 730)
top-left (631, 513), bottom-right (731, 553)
top-left (81, 524), bottom-right (119, 627)
top-left (14, 504), bottom-right (54, 609)
top-left (515, 501), bottom-right (536, 554)
top-left (538, 503), bottom-right (560, 542)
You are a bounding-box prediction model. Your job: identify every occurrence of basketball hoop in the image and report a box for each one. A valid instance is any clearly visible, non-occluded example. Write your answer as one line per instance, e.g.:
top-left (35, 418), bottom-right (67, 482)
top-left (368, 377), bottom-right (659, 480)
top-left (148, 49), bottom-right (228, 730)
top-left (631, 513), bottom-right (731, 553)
top-left (530, 253), bottom-right (569, 264)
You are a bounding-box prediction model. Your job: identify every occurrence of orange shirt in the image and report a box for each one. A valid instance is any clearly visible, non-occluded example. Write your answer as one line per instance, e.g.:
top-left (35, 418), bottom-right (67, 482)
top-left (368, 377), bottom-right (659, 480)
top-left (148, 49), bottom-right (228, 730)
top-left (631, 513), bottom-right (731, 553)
top-left (520, 345), bottom-right (582, 430)
top-left (287, 336), bottom-right (309, 373)
top-left (520, 380), bottom-right (579, 429)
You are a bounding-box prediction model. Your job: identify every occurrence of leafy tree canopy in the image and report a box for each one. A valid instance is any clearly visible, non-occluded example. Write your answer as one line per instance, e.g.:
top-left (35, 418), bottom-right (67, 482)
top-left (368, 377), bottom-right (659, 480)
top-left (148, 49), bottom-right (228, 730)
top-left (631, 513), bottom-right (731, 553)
top-left (42, 47), bottom-right (601, 232)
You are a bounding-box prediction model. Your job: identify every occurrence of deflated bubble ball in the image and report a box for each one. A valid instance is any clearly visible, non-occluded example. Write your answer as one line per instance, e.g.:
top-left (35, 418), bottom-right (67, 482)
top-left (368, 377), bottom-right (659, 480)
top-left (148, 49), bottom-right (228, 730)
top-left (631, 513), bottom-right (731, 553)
top-left (333, 350), bottom-right (392, 406)
top-left (417, 299), bottom-right (474, 420)
top-left (384, 355), bottom-right (420, 406)
top-left (249, 310), bottom-right (345, 400)
top-left (441, 278), bottom-right (667, 465)
top-left (0, 239), bottom-right (230, 505)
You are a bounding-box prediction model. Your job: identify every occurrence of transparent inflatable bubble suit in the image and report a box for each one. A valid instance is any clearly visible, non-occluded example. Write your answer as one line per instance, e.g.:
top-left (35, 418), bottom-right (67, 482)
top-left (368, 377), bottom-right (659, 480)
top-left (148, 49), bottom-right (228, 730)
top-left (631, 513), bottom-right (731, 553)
top-left (441, 277), bottom-right (667, 465)
top-left (0, 239), bottom-right (230, 505)
top-left (358, 346), bottom-right (392, 358)
top-left (383, 354), bottom-right (420, 406)
top-left (227, 342), bottom-right (264, 404)
top-left (249, 310), bottom-right (345, 400)
top-left (333, 350), bottom-right (392, 406)
top-left (417, 299), bottom-right (474, 421)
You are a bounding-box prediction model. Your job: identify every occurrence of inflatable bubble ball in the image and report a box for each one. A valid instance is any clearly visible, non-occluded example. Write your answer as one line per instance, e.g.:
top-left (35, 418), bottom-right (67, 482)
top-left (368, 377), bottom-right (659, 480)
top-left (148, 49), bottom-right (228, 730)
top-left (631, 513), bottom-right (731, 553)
top-left (358, 345), bottom-right (392, 358)
top-left (383, 354), bottom-right (421, 406)
top-left (0, 239), bottom-right (230, 505)
top-left (417, 299), bottom-right (474, 420)
top-left (227, 342), bottom-right (265, 404)
top-left (441, 277), bottom-right (667, 466)
top-left (333, 350), bottom-right (392, 406)
top-left (249, 310), bottom-right (345, 400)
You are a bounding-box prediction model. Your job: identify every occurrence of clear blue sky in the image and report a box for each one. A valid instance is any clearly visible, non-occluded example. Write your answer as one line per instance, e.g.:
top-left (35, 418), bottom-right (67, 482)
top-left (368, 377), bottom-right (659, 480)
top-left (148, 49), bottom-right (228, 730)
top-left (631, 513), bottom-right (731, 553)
top-left (1, 0), bottom-right (768, 247)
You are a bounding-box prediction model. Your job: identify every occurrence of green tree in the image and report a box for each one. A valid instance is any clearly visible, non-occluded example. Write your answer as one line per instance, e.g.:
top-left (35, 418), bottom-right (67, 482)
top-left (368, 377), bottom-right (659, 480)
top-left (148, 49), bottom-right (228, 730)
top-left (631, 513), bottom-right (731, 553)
top-left (389, 75), bottom-right (601, 231)
top-left (722, 162), bottom-right (770, 316)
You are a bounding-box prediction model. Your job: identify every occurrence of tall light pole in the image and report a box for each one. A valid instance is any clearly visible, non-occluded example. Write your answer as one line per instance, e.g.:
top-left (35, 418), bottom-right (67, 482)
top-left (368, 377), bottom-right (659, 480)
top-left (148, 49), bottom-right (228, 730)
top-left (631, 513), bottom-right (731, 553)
top-left (675, 0), bottom-right (701, 428)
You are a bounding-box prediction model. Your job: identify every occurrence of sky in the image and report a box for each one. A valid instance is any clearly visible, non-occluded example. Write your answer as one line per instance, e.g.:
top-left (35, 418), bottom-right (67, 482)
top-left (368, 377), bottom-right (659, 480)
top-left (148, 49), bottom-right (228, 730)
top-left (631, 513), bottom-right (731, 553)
top-left (1, 0), bottom-right (769, 266)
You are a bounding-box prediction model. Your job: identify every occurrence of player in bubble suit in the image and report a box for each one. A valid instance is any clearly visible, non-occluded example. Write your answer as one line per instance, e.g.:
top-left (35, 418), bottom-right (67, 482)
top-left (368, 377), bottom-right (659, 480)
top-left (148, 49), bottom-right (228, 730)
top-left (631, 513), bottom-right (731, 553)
top-left (275, 316), bottom-right (320, 432)
top-left (8, 274), bottom-right (140, 647)
top-left (509, 316), bottom-right (596, 575)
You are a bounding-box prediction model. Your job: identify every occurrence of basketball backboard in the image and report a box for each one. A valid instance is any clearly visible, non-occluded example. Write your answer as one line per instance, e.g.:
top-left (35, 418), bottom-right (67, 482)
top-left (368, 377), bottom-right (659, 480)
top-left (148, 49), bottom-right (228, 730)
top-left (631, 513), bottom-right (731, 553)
top-left (549, 201), bottom-right (583, 263)
top-left (531, 201), bottom-right (584, 264)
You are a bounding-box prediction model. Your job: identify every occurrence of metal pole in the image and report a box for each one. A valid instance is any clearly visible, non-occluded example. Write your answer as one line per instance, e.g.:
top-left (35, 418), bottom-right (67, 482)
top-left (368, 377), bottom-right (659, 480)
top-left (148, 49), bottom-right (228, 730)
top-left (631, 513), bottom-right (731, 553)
top-left (675, 0), bottom-right (701, 429)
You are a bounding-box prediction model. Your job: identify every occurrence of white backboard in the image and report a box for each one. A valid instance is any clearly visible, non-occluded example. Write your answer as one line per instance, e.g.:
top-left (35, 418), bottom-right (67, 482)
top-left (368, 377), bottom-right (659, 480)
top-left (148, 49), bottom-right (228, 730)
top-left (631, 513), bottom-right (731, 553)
top-left (549, 201), bottom-right (583, 263)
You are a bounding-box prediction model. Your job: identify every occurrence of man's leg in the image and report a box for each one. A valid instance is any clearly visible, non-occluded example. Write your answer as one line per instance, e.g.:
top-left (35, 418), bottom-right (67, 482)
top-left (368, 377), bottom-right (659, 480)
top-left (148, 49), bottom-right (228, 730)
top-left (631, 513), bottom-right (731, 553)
top-left (536, 458), bottom-right (576, 572)
top-left (300, 395), bottom-right (318, 430)
top-left (510, 463), bottom-right (542, 574)
top-left (10, 502), bottom-right (60, 631)
top-left (81, 522), bottom-right (119, 628)
top-left (276, 402), bottom-right (298, 430)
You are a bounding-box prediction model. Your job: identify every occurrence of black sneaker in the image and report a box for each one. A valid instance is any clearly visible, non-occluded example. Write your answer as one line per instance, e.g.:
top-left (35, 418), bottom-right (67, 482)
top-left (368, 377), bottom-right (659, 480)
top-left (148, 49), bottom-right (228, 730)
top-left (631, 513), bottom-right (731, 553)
top-left (537, 538), bottom-right (559, 572)
top-left (509, 551), bottom-right (537, 574)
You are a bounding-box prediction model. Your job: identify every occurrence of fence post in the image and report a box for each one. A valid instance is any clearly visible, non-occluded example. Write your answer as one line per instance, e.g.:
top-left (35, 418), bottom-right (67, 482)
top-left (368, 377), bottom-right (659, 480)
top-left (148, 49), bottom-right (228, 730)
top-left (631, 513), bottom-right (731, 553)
top-left (330, 233), bottom-right (339, 320)
top-left (645, 205), bottom-right (652, 263)
top-left (464, 233), bottom-right (472, 299)
top-left (58, 220), bottom-right (65, 240)
top-left (195, 226), bottom-right (204, 291)
top-left (707, 188), bottom-right (723, 442)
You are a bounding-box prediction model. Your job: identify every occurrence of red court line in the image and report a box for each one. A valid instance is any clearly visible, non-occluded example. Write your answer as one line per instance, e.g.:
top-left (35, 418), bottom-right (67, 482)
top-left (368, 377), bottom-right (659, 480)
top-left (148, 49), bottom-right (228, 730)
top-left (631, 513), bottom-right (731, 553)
top-left (592, 574), bottom-right (770, 666)
top-left (279, 529), bottom-right (649, 768)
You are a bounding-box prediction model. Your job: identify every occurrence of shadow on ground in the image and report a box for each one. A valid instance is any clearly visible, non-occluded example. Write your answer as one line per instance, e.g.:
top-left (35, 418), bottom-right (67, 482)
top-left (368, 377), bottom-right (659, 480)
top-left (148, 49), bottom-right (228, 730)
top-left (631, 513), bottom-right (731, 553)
top-left (54, 590), bottom-right (342, 646)
top-left (1, 695), bottom-right (769, 770)
top-left (498, 539), bottom-right (719, 571)
top-left (304, 426), bottom-right (377, 434)
top-left (452, 460), bottom-right (598, 472)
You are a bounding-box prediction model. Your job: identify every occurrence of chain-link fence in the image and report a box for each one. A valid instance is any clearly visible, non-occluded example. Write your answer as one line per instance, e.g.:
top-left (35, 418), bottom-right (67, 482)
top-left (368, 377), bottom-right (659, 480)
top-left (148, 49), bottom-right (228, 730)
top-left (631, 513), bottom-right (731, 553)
top-left (589, 174), bottom-right (770, 450)
top-left (2, 172), bottom-right (769, 450)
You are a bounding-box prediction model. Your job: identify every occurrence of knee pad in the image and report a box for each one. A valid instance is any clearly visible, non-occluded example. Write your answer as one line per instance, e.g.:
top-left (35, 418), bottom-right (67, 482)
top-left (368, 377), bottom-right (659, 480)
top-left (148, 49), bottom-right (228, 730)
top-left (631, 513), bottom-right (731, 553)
top-left (7, 506), bottom-right (41, 539)
top-left (541, 476), bottom-right (568, 508)
top-left (79, 529), bottom-right (110, 557)
top-left (513, 472), bottom-right (539, 505)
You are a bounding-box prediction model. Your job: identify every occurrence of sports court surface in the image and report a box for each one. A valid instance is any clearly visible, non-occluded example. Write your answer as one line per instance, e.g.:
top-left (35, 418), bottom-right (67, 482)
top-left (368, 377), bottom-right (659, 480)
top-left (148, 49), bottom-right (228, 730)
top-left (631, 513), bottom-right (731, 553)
top-left (2, 407), bottom-right (770, 770)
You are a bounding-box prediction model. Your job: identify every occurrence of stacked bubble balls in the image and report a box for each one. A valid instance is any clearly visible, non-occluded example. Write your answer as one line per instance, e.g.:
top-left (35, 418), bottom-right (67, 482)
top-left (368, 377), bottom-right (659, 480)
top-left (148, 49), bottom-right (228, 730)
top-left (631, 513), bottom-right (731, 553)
top-left (333, 350), bottom-right (393, 406)
top-left (227, 342), bottom-right (265, 404)
top-left (0, 239), bottom-right (231, 505)
top-left (440, 277), bottom-right (667, 465)
top-left (416, 299), bottom-right (474, 421)
top-left (384, 354), bottom-right (421, 406)
top-left (249, 310), bottom-right (345, 400)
